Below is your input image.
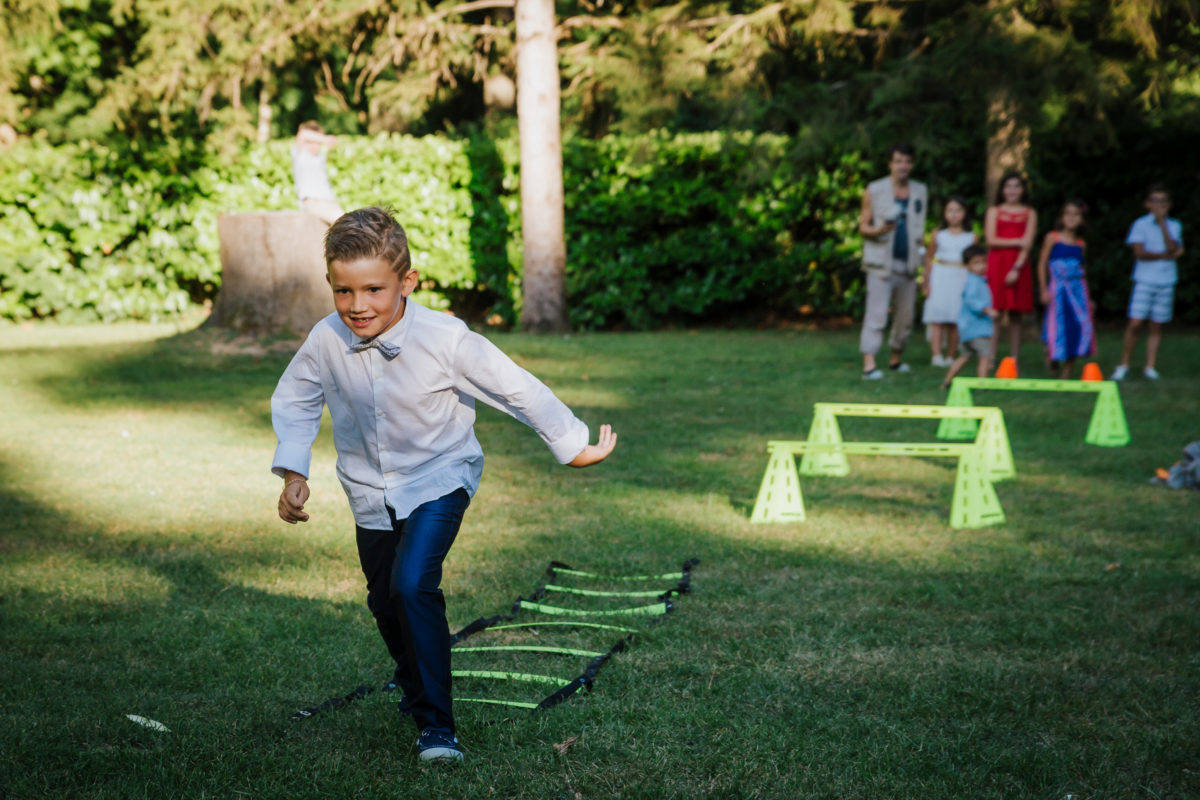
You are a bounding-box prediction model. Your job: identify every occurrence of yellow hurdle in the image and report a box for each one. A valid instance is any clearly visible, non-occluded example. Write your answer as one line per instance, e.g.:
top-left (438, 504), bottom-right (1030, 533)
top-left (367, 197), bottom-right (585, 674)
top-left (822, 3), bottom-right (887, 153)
top-left (800, 402), bottom-right (1014, 482)
top-left (937, 377), bottom-right (1130, 447)
top-left (751, 440), bottom-right (1006, 529)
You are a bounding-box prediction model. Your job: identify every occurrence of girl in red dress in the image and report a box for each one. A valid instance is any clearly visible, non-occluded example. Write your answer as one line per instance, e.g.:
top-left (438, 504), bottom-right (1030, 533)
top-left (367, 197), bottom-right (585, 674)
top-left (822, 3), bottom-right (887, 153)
top-left (985, 172), bottom-right (1038, 369)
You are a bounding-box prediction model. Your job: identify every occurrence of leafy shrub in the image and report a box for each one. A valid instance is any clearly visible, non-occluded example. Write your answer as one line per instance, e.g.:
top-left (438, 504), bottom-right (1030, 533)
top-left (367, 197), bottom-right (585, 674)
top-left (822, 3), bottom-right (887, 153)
top-left (563, 131), bottom-right (867, 329)
top-left (0, 141), bottom-right (202, 321)
top-left (0, 132), bottom-right (869, 328)
top-left (0, 135), bottom-right (510, 322)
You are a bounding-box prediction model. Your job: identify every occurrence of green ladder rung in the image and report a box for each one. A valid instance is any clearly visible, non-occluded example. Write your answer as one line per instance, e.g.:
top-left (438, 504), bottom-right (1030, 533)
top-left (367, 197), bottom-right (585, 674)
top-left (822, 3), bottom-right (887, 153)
top-left (451, 670), bottom-right (566, 686)
top-left (486, 621), bottom-right (638, 634)
top-left (544, 583), bottom-right (672, 598)
top-left (456, 697), bottom-right (541, 710)
top-left (453, 645), bottom-right (606, 658)
top-left (518, 600), bottom-right (671, 617)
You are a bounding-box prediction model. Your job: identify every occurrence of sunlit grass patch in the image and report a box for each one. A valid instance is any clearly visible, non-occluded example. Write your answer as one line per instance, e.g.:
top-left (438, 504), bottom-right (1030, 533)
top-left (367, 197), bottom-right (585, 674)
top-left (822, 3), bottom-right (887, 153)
top-left (2, 554), bottom-right (172, 605)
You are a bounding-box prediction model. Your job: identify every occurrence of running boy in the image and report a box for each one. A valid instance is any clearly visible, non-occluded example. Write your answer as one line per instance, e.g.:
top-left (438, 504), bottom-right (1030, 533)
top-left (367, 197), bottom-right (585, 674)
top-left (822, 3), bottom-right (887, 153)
top-left (1112, 184), bottom-right (1184, 380)
top-left (941, 245), bottom-right (998, 389)
top-left (271, 207), bottom-right (617, 764)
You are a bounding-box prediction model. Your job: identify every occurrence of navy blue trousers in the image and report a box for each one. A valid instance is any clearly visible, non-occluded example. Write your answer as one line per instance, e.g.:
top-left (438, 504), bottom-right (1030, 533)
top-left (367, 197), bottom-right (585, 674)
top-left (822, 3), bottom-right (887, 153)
top-left (355, 488), bottom-right (470, 735)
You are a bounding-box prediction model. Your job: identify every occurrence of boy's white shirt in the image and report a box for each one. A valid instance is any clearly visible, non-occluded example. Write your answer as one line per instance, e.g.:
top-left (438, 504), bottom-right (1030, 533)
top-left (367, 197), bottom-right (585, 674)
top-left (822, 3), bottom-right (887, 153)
top-left (290, 144), bottom-right (337, 202)
top-left (271, 300), bottom-right (590, 528)
top-left (1126, 213), bottom-right (1183, 287)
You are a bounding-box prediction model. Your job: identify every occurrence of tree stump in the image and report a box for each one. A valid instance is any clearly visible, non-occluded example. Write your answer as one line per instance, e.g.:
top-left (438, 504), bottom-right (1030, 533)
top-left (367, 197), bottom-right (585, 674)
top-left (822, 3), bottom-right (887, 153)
top-left (208, 212), bottom-right (332, 336)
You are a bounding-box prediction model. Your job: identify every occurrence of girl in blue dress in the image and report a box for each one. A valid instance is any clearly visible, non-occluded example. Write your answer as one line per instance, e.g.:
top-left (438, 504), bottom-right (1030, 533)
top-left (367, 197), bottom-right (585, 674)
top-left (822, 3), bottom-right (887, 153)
top-left (1037, 200), bottom-right (1095, 378)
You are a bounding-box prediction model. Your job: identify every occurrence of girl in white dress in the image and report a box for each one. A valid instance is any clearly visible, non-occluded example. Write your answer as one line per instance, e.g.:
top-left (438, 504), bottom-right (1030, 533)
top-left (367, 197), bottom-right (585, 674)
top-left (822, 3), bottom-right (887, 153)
top-left (922, 196), bottom-right (977, 367)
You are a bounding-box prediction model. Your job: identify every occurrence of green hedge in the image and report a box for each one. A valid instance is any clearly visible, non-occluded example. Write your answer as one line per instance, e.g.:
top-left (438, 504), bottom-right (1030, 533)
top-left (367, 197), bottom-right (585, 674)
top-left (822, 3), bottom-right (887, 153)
top-left (0, 140), bottom-right (217, 322)
top-left (563, 132), bottom-right (867, 329)
top-left (0, 132), bottom-right (868, 328)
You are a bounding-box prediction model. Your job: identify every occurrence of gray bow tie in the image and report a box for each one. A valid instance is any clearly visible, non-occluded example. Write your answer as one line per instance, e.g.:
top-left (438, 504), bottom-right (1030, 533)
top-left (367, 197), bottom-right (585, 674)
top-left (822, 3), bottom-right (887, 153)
top-left (349, 338), bottom-right (401, 360)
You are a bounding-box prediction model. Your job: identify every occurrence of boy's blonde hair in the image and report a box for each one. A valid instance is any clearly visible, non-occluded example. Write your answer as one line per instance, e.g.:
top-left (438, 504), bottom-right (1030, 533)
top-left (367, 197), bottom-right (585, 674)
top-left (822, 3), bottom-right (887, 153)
top-left (324, 206), bottom-right (411, 275)
top-left (298, 120), bottom-right (324, 134)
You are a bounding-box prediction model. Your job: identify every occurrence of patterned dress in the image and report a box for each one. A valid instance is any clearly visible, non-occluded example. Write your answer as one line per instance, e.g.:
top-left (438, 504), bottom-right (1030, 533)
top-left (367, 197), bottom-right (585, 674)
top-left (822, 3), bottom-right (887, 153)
top-left (987, 207), bottom-right (1034, 312)
top-left (1041, 233), bottom-right (1095, 361)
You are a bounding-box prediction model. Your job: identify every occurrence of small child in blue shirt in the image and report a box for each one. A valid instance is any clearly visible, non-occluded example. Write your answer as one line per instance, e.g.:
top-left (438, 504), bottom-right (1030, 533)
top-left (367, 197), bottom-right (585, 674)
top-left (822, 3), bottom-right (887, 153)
top-left (1112, 183), bottom-right (1184, 381)
top-left (941, 245), bottom-right (999, 389)
top-left (270, 207), bottom-right (618, 764)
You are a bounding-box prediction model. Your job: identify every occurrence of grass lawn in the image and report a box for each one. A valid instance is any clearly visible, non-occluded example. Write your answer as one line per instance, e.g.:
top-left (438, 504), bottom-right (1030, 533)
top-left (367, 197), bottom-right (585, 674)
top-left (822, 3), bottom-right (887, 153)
top-left (1, 317), bottom-right (1197, 799)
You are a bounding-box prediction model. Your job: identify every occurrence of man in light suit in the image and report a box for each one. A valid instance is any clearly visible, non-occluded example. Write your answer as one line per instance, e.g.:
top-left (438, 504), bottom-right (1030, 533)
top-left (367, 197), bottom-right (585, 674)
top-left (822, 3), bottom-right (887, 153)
top-left (858, 143), bottom-right (927, 379)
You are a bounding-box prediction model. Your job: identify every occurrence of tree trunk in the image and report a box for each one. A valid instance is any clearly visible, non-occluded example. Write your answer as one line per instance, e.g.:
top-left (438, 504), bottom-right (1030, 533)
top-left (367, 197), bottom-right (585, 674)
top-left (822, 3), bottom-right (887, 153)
top-left (983, 3), bottom-right (1033, 202)
top-left (515, 0), bottom-right (568, 332)
top-left (207, 212), bottom-right (332, 336)
top-left (984, 87), bottom-right (1030, 202)
top-left (257, 81), bottom-right (273, 144)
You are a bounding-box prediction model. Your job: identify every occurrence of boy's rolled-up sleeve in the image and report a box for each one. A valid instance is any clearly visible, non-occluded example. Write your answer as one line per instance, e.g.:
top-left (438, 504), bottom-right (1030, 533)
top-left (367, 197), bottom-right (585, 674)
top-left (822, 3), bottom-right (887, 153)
top-left (1125, 219), bottom-right (1145, 247)
top-left (453, 330), bottom-right (589, 464)
top-left (270, 338), bottom-right (326, 478)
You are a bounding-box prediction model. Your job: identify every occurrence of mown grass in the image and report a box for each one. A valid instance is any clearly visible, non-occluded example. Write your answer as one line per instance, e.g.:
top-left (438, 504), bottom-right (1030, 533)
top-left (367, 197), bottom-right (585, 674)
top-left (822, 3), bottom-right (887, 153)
top-left (1, 318), bottom-right (1197, 800)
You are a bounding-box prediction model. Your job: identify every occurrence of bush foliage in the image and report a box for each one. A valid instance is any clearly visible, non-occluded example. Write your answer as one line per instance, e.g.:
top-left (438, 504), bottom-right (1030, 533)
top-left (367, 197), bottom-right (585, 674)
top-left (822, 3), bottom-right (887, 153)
top-left (0, 132), bottom-right (867, 329)
top-left (0, 135), bottom-right (507, 323)
top-left (563, 133), bottom-right (868, 329)
top-left (3, 131), bottom-right (1195, 329)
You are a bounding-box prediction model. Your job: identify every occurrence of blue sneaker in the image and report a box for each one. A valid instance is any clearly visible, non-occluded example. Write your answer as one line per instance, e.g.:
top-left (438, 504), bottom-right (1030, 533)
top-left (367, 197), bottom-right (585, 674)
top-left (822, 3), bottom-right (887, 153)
top-left (417, 729), bottom-right (463, 763)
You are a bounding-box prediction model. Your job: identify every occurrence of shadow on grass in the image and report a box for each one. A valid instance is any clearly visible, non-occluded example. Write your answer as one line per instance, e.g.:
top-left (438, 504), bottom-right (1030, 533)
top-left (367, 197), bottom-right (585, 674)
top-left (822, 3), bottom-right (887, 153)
top-left (0, 447), bottom-right (463, 796)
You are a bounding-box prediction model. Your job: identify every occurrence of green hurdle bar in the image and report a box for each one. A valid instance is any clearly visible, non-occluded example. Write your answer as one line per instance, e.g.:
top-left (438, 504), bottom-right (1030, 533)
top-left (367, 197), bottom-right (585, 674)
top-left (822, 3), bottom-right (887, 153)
top-left (800, 402), bottom-right (1014, 482)
top-left (936, 377), bottom-right (1129, 446)
top-left (751, 440), bottom-right (1005, 529)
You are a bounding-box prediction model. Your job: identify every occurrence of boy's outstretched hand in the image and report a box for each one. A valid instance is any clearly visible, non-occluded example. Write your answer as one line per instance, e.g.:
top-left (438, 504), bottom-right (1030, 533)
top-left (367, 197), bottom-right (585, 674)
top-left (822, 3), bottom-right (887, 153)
top-left (278, 473), bottom-right (311, 523)
top-left (569, 424), bottom-right (618, 467)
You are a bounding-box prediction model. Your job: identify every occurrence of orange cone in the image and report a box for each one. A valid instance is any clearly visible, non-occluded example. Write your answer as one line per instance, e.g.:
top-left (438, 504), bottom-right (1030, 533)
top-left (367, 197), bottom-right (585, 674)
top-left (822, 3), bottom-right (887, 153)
top-left (995, 356), bottom-right (1018, 379)
top-left (1081, 362), bottom-right (1103, 381)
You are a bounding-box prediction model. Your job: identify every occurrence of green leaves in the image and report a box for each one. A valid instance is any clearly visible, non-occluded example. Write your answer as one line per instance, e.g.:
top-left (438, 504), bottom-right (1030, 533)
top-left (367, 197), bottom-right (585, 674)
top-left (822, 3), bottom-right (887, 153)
top-left (562, 131), bottom-right (868, 329)
top-left (0, 131), bottom-right (871, 327)
top-left (0, 134), bottom-right (511, 322)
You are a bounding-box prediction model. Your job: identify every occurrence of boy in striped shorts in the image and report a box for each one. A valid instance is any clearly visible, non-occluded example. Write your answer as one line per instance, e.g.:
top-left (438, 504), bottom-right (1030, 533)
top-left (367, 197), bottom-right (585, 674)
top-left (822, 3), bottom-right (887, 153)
top-left (1112, 184), bottom-right (1184, 381)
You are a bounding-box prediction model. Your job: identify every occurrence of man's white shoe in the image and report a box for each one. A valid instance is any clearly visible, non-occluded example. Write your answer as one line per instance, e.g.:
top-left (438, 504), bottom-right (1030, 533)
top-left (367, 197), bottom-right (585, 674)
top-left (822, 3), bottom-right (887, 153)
top-left (1111, 365), bottom-right (1129, 381)
top-left (1143, 366), bottom-right (1160, 380)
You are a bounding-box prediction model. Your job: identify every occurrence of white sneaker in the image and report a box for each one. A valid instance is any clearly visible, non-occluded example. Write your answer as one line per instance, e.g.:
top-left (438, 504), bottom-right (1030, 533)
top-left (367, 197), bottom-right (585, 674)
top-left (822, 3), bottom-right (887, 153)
top-left (931, 356), bottom-right (950, 368)
top-left (1143, 366), bottom-right (1160, 380)
top-left (862, 368), bottom-right (885, 380)
top-left (1111, 365), bottom-right (1129, 381)
top-left (889, 362), bottom-right (912, 373)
